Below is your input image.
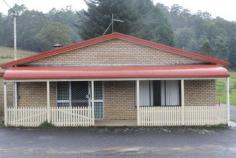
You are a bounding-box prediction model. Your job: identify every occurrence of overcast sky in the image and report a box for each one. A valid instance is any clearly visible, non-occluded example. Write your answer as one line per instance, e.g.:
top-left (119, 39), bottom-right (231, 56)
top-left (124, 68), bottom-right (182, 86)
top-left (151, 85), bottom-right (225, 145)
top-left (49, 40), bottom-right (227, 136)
top-left (0, 0), bottom-right (236, 21)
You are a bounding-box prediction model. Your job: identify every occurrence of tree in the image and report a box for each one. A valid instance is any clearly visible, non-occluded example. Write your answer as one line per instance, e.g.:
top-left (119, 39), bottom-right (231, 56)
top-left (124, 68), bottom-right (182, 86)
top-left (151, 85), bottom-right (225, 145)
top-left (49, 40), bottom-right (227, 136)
top-left (0, 13), bottom-right (4, 44)
top-left (200, 41), bottom-right (212, 56)
top-left (78, 0), bottom-right (174, 45)
top-left (35, 22), bottom-right (73, 51)
top-left (48, 8), bottom-right (81, 41)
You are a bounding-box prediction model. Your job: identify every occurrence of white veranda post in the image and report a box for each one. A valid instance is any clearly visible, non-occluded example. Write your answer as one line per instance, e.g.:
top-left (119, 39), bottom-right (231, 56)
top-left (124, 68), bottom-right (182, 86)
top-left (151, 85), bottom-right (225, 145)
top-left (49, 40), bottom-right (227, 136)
top-left (181, 80), bottom-right (185, 125)
top-left (226, 77), bottom-right (230, 126)
top-left (14, 82), bottom-right (17, 107)
top-left (3, 82), bottom-right (7, 126)
top-left (136, 80), bottom-right (140, 125)
top-left (91, 81), bottom-right (95, 124)
top-left (46, 81), bottom-right (51, 122)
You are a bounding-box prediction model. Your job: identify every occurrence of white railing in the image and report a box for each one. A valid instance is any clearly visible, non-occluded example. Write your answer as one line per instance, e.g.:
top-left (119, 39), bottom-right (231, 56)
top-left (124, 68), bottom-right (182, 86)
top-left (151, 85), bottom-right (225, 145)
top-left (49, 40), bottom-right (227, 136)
top-left (184, 105), bottom-right (227, 126)
top-left (138, 105), bottom-right (227, 126)
top-left (139, 106), bottom-right (182, 126)
top-left (6, 106), bottom-right (94, 127)
top-left (51, 106), bottom-right (94, 127)
top-left (7, 107), bottom-right (47, 127)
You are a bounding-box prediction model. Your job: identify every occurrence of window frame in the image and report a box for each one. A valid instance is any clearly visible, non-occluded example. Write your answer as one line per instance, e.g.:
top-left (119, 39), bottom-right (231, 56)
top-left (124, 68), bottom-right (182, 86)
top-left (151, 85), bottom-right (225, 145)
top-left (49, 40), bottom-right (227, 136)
top-left (161, 80), bottom-right (181, 107)
top-left (56, 81), bottom-right (105, 115)
top-left (138, 80), bottom-right (182, 107)
top-left (56, 82), bottom-right (71, 107)
top-left (93, 81), bottom-right (104, 119)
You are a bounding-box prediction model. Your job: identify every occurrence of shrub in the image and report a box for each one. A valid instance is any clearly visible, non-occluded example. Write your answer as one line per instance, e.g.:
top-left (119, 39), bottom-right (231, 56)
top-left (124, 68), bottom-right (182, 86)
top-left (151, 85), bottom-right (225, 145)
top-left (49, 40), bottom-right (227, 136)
top-left (38, 121), bottom-right (54, 128)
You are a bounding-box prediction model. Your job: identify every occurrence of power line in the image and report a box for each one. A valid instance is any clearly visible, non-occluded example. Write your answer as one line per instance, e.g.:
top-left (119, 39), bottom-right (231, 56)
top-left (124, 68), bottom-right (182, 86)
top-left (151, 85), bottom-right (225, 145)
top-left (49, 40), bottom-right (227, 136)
top-left (2, 0), bottom-right (12, 9)
top-left (2, 0), bottom-right (16, 14)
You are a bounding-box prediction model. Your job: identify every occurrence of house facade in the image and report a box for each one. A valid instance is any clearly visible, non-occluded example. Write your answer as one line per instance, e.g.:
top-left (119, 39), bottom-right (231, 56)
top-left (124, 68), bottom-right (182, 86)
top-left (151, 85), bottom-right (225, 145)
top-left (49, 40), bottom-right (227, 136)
top-left (0, 33), bottom-right (230, 127)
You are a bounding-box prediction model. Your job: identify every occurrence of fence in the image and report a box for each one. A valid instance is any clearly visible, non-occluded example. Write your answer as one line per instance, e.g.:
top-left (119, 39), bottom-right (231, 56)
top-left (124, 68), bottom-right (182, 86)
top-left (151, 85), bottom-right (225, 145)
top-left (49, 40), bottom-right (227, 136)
top-left (7, 107), bottom-right (47, 127)
top-left (138, 105), bottom-right (227, 126)
top-left (6, 105), bottom-right (227, 127)
top-left (51, 106), bottom-right (94, 127)
top-left (6, 106), bottom-right (94, 127)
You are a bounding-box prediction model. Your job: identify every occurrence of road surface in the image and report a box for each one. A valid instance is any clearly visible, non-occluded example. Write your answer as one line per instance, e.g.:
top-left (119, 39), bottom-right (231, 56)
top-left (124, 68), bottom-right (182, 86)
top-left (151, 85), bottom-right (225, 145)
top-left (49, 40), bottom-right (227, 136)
top-left (0, 127), bottom-right (236, 158)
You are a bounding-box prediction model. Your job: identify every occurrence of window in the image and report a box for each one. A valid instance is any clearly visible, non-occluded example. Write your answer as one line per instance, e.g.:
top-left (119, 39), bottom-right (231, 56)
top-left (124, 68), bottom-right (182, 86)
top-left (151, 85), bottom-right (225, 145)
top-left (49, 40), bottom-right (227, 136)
top-left (57, 81), bottom-right (89, 107)
top-left (139, 80), bottom-right (181, 106)
top-left (71, 81), bottom-right (89, 107)
top-left (57, 82), bottom-right (70, 107)
top-left (94, 81), bottom-right (104, 119)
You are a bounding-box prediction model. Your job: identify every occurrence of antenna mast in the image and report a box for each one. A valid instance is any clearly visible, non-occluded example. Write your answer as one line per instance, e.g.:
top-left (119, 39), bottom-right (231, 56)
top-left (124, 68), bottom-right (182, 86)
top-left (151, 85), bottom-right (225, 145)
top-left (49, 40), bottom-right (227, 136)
top-left (103, 14), bottom-right (124, 35)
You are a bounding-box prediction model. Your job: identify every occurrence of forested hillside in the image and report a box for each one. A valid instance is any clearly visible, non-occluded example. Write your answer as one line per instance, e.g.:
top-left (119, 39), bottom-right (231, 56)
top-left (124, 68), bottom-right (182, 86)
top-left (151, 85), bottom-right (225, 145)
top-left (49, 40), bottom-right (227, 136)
top-left (158, 3), bottom-right (236, 68)
top-left (0, 0), bottom-right (236, 67)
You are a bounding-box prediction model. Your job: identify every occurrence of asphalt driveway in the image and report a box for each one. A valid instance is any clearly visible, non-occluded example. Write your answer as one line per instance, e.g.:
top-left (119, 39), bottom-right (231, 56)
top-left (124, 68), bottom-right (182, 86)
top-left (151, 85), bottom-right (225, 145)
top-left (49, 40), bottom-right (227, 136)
top-left (0, 127), bottom-right (236, 158)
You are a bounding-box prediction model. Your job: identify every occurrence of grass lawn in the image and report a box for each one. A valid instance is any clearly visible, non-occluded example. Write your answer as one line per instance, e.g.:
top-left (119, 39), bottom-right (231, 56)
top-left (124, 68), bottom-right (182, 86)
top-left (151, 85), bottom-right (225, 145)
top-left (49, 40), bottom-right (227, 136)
top-left (0, 46), bottom-right (36, 64)
top-left (0, 46), bottom-right (36, 112)
top-left (216, 72), bottom-right (236, 105)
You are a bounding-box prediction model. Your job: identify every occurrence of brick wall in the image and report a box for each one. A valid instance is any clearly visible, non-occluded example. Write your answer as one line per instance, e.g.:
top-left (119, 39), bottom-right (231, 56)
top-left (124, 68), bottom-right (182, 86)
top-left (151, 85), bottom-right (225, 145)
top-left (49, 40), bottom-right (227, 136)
top-left (30, 39), bottom-right (204, 66)
top-left (18, 82), bottom-right (56, 107)
top-left (185, 80), bottom-right (216, 106)
top-left (104, 81), bottom-right (136, 120)
top-left (15, 80), bottom-right (216, 120)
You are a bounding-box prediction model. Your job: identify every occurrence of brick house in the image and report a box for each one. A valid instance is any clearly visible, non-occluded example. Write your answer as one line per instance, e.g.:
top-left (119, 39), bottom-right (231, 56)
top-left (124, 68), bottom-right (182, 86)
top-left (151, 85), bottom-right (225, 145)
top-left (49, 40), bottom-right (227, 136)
top-left (0, 32), bottom-right (230, 127)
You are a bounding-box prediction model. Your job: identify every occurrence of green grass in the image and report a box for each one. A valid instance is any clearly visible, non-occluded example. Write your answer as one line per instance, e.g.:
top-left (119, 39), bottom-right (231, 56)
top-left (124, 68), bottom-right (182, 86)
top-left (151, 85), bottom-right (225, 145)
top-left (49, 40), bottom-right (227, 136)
top-left (216, 72), bottom-right (236, 105)
top-left (0, 47), bottom-right (36, 113)
top-left (38, 121), bottom-right (55, 128)
top-left (0, 46), bottom-right (36, 64)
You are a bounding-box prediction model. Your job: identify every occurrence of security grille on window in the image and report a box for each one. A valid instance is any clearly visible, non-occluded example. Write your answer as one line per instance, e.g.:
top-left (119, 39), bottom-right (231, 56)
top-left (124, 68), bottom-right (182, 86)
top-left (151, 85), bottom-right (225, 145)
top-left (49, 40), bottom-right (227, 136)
top-left (94, 81), bottom-right (104, 119)
top-left (57, 81), bottom-right (104, 119)
top-left (71, 81), bottom-right (89, 107)
top-left (57, 81), bottom-right (89, 107)
top-left (57, 82), bottom-right (70, 107)
top-left (139, 80), bottom-right (181, 106)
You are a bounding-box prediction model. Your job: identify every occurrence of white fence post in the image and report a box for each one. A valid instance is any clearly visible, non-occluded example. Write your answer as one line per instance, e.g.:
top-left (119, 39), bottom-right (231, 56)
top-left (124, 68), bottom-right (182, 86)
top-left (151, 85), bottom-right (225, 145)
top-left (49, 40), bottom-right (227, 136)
top-left (46, 81), bottom-right (51, 123)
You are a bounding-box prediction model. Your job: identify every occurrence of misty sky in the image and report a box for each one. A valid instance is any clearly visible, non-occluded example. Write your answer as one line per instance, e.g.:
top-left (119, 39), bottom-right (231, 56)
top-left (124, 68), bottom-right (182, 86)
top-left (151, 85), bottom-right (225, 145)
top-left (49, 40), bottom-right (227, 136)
top-left (0, 0), bottom-right (236, 21)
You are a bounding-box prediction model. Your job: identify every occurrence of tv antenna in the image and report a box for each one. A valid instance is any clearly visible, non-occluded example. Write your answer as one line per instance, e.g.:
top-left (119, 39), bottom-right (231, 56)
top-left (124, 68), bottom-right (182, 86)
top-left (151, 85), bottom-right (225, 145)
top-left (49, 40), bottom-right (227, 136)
top-left (103, 14), bottom-right (124, 35)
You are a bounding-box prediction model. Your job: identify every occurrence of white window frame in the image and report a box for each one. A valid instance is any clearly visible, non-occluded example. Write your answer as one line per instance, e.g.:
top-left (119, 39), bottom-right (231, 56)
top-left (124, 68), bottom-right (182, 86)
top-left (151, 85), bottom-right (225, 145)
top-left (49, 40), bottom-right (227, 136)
top-left (56, 81), bottom-right (104, 114)
top-left (139, 80), bottom-right (181, 107)
top-left (56, 82), bottom-right (70, 107)
top-left (93, 81), bottom-right (104, 120)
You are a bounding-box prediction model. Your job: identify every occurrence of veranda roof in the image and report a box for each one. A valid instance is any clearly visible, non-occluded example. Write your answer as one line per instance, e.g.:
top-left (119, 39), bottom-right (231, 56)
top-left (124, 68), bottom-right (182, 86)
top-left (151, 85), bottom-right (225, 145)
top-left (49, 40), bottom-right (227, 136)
top-left (2, 65), bottom-right (229, 80)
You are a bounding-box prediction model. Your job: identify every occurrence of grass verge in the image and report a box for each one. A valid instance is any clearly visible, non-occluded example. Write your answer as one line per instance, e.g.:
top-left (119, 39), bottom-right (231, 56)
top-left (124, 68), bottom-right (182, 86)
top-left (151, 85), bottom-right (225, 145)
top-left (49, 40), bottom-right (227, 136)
top-left (38, 121), bottom-right (55, 128)
top-left (216, 72), bottom-right (236, 105)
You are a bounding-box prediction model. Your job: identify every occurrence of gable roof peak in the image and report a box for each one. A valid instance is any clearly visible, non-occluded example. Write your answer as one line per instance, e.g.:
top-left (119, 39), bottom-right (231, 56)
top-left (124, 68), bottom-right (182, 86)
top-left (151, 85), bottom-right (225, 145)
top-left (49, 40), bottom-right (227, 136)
top-left (0, 32), bottom-right (228, 68)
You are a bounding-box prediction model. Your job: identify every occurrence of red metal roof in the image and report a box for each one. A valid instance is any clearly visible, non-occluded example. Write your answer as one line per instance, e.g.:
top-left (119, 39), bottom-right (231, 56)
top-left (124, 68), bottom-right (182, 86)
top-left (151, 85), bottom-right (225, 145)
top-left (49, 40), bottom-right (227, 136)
top-left (2, 65), bottom-right (229, 80)
top-left (0, 32), bottom-right (228, 68)
top-left (0, 72), bottom-right (4, 77)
